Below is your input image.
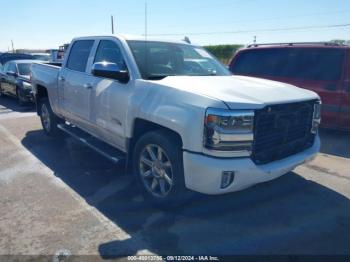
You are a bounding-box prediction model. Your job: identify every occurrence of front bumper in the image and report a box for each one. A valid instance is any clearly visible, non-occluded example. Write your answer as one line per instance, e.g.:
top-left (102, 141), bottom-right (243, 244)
top-left (183, 136), bottom-right (320, 195)
top-left (20, 87), bottom-right (34, 102)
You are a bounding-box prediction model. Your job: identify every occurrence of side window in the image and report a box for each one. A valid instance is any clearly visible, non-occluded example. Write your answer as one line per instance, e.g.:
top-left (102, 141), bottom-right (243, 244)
top-left (231, 49), bottom-right (289, 77)
top-left (8, 63), bottom-right (17, 73)
top-left (94, 40), bottom-right (126, 70)
top-left (66, 40), bottom-right (94, 72)
top-left (232, 48), bottom-right (345, 82)
top-left (295, 49), bottom-right (345, 82)
top-left (2, 63), bottom-right (9, 73)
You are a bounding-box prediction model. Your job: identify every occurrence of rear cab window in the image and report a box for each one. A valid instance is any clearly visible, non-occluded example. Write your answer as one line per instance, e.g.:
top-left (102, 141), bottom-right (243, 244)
top-left (231, 48), bottom-right (345, 82)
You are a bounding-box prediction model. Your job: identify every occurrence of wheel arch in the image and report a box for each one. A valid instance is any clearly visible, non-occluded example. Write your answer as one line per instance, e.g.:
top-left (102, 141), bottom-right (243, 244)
top-left (126, 118), bottom-right (184, 171)
top-left (35, 84), bottom-right (48, 115)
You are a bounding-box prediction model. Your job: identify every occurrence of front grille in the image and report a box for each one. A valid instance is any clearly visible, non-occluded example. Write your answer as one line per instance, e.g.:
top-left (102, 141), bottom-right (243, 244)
top-left (252, 100), bottom-right (317, 165)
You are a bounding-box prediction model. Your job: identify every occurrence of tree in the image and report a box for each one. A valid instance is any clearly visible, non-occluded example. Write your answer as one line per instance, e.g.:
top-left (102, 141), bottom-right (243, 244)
top-left (204, 44), bottom-right (243, 64)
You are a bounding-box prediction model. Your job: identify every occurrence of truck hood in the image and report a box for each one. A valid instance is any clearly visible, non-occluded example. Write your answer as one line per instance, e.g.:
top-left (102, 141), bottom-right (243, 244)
top-left (156, 75), bottom-right (319, 109)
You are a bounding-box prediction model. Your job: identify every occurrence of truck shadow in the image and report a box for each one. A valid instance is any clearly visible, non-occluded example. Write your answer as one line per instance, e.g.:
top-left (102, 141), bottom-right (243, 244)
top-left (319, 129), bottom-right (350, 159)
top-left (21, 130), bottom-right (350, 257)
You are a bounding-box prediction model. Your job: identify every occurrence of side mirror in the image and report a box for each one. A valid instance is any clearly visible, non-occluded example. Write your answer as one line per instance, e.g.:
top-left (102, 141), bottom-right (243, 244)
top-left (7, 71), bottom-right (17, 77)
top-left (91, 62), bottom-right (129, 83)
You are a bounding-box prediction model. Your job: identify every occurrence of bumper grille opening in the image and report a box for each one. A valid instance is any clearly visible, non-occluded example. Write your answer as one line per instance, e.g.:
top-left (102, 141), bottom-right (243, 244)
top-left (252, 100), bottom-right (317, 165)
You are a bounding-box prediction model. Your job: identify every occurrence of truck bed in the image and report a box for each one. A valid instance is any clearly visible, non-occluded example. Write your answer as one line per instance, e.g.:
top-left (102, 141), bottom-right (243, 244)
top-left (31, 62), bottom-right (61, 89)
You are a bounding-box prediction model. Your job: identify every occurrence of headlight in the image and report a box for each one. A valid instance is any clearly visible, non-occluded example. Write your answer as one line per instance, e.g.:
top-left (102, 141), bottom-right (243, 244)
top-left (311, 101), bottom-right (321, 134)
top-left (204, 108), bottom-right (254, 155)
top-left (23, 82), bottom-right (32, 89)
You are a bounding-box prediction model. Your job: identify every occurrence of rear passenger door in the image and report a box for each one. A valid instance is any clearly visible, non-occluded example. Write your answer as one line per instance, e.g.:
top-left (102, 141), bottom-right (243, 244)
top-left (289, 49), bottom-right (345, 129)
top-left (339, 50), bottom-right (350, 130)
top-left (59, 40), bottom-right (96, 129)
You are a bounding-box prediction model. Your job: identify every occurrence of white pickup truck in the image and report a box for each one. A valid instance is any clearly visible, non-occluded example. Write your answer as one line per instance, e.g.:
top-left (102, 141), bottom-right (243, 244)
top-left (31, 35), bottom-right (321, 207)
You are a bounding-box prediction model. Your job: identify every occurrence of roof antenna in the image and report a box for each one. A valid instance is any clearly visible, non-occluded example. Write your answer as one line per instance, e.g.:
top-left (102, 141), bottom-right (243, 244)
top-left (183, 36), bottom-right (191, 44)
top-left (145, 1), bottom-right (148, 78)
top-left (111, 15), bottom-right (115, 34)
top-left (145, 2), bottom-right (148, 41)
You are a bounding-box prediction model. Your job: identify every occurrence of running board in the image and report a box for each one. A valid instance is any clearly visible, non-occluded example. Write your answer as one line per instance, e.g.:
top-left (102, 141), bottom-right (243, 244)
top-left (57, 124), bottom-right (126, 165)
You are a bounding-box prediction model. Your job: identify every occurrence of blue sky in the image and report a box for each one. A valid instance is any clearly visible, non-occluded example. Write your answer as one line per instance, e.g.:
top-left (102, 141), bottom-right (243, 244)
top-left (0, 0), bottom-right (349, 51)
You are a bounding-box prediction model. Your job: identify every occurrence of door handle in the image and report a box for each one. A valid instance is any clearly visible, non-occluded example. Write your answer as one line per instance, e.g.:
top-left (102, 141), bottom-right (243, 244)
top-left (58, 76), bottom-right (65, 82)
top-left (84, 83), bottom-right (93, 89)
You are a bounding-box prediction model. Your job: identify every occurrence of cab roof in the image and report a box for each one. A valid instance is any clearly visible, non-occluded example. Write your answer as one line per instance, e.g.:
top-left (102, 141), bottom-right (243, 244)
top-left (72, 34), bottom-right (195, 46)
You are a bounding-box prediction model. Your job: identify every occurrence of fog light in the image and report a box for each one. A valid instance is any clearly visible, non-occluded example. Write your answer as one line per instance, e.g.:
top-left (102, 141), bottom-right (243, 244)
top-left (221, 171), bottom-right (235, 189)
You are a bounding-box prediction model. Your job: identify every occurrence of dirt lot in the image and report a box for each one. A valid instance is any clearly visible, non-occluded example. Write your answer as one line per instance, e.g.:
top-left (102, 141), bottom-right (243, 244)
top-left (0, 96), bottom-right (350, 258)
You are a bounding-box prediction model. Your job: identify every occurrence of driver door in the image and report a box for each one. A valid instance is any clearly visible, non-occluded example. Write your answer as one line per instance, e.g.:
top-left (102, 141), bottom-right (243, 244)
top-left (7, 63), bottom-right (18, 96)
top-left (90, 39), bottom-right (132, 150)
top-left (0, 62), bottom-right (11, 95)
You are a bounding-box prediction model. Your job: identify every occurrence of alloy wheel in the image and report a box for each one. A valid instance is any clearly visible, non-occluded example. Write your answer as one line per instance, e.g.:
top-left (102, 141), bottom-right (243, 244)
top-left (41, 104), bottom-right (51, 132)
top-left (139, 144), bottom-right (174, 198)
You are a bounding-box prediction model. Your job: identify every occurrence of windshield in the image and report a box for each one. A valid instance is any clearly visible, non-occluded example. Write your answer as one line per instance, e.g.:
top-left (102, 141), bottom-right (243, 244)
top-left (17, 63), bottom-right (31, 76)
top-left (127, 41), bottom-right (231, 80)
top-left (33, 54), bottom-right (50, 61)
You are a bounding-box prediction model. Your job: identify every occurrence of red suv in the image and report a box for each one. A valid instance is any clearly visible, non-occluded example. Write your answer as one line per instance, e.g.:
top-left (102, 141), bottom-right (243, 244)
top-left (229, 43), bottom-right (350, 131)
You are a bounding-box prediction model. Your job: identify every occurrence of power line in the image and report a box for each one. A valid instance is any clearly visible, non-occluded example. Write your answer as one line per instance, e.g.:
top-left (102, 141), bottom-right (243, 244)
top-left (160, 10), bottom-right (350, 29)
top-left (147, 23), bottom-right (350, 36)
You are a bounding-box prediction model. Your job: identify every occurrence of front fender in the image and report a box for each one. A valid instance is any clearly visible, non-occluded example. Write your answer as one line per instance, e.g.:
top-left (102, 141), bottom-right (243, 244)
top-left (125, 81), bottom-right (228, 152)
top-left (140, 104), bottom-right (205, 152)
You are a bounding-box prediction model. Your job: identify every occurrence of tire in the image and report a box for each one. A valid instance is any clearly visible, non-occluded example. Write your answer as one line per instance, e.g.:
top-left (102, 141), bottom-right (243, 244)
top-left (133, 130), bottom-right (193, 208)
top-left (16, 87), bottom-right (26, 106)
top-left (39, 97), bottom-right (63, 137)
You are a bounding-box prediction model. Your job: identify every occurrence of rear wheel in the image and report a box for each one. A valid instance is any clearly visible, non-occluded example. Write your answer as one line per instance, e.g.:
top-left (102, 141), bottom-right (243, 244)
top-left (16, 87), bottom-right (26, 106)
top-left (39, 98), bottom-right (63, 137)
top-left (133, 130), bottom-right (193, 208)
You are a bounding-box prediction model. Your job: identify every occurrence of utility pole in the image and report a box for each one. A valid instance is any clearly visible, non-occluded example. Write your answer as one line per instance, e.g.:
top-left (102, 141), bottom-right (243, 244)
top-left (111, 15), bottom-right (115, 34)
top-left (144, 2), bottom-right (148, 76)
top-left (11, 40), bottom-right (14, 53)
top-left (145, 2), bottom-right (148, 40)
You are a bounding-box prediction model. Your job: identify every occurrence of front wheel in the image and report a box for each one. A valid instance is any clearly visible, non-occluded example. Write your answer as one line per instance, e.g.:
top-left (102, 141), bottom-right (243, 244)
top-left (39, 98), bottom-right (63, 137)
top-left (133, 130), bottom-right (193, 208)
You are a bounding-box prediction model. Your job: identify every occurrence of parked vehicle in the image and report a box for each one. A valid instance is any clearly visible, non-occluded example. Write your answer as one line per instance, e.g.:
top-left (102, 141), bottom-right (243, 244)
top-left (0, 53), bottom-right (34, 73)
top-left (0, 60), bottom-right (37, 105)
top-left (229, 42), bottom-right (350, 131)
top-left (46, 44), bottom-right (69, 64)
top-left (46, 49), bottom-right (63, 64)
top-left (31, 35), bottom-right (321, 207)
top-left (31, 53), bottom-right (50, 62)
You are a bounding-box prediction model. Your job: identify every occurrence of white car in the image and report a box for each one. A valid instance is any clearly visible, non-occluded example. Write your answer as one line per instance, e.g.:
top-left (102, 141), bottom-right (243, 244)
top-left (31, 35), bottom-right (321, 207)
